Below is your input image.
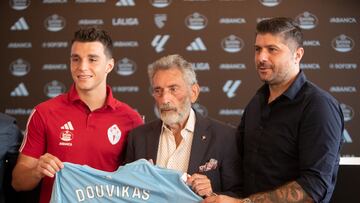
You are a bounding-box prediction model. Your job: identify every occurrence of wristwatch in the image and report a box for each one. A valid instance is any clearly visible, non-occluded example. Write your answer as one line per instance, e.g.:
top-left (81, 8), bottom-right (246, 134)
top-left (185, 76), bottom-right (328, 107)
top-left (242, 198), bottom-right (253, 203)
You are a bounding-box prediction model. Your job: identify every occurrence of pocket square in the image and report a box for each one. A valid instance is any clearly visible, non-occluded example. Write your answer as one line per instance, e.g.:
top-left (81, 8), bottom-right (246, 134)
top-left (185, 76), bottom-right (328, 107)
top-left (198, 158), bottom-right (218, 172)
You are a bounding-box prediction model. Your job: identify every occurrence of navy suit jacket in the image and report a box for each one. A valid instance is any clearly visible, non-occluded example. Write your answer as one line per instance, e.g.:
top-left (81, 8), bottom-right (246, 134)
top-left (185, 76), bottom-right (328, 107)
top-left (125, 111), bottom-right (241, 197)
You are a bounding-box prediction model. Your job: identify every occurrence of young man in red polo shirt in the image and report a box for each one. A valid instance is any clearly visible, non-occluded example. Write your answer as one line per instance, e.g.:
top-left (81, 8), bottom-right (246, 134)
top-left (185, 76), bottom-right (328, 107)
top-left (11, 27), bottom-right (143, 203)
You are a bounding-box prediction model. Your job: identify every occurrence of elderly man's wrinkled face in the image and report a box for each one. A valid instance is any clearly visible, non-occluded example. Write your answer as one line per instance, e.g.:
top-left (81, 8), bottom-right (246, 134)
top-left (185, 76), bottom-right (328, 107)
top-left (152, 67), bottom-right (194, 126)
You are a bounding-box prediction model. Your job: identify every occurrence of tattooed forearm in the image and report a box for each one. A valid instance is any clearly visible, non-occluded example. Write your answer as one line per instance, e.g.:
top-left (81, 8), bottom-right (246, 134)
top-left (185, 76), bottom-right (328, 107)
top-left (248, 181), bottom-right (314, 203)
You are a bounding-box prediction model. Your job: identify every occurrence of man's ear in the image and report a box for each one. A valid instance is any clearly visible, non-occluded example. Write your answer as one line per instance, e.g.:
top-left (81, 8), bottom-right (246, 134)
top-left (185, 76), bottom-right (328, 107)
top-left (190, 83), bottom-right (200, 103)
top-left (294, 47), bottom-right (304, 64)
top-left (106, 58), bottom-right (115, 73)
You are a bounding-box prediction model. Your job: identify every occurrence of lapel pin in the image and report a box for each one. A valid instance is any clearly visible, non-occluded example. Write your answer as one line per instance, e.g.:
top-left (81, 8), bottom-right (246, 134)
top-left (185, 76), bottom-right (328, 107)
top-left (201, 135), bottom-right (206, 141)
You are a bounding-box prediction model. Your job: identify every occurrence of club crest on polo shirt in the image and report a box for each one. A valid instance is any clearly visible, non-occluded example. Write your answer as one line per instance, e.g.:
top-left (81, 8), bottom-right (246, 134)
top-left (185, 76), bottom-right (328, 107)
top-left (59, 121), bottom-right (74, 146)
top-left (108, 124), bottom-right (122, 145)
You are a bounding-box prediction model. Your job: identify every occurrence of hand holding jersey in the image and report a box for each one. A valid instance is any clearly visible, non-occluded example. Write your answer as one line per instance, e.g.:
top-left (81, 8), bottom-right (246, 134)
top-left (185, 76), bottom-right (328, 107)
top-left (36, 153), bottom-right (64, 178)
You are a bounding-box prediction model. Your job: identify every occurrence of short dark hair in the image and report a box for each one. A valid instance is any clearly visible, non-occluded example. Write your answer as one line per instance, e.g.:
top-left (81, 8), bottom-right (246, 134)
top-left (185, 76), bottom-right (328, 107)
top-left (71, 27), bottom-right (113, 58)
top-left (256, 17), bottom-right (303, 49)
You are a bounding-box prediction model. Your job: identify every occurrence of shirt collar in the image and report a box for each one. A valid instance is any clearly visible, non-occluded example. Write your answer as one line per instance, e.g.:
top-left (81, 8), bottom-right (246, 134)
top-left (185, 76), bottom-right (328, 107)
top-left (257, 70), bottom-right (307, 101)
top-left (67, 84), bottom-right (117, 110)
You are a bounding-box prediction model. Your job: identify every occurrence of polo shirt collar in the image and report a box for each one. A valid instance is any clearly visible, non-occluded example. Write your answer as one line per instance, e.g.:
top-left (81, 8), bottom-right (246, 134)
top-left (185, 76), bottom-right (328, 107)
top-left (67, 84), bottom-right (117, 110)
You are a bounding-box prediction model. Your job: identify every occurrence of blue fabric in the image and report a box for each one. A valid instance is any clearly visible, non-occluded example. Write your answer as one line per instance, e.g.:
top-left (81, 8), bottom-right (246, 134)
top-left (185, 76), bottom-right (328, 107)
top-left (50, 159), bottom-right (202, 203)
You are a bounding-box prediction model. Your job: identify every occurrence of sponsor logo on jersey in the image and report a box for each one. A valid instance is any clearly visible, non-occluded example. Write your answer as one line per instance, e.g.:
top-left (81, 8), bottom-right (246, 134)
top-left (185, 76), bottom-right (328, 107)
top-left (150, 0), bottom-right (171, 8)
top-left (221, 35), bottom-right (244, 53)
top-left (223, 80), bottom-right (241, 98)
top-left (186, 37), bottom-right (207, 51)
top-left (10, 0), bottom-right (30, 10)
top-left (44, 14), bottom-right (66, 32)
top-left (152, 35), bottom-right (170, 53)
top-left (296, 11), bottom-right (318, 30)
top-left (258, 0), bottom-right (281, 7)
top-left (9, 58), bottom-right (31, 76)
top-left (185, 12), bottom-right (208, 30)
top-left (115, 58), bottom-right (137, 76)
top-left (108, 124), bottom-right (122, 145)
top-left (332, 34), bottom-right (354, 52)
top-left (116, 0), bottom-right (135, 6)
top-left (44, 80), bottom-right (66, 98)
top-left (59, 121), bottom-right (74, 146)
top-left (10, 83), bottom-right (29, 97)
top-left (154, 14), bottom-right (167, 28)
top-left (11, 17), bottom-right (29, 31)
top-left (340, 103), bottom-right (354, 122)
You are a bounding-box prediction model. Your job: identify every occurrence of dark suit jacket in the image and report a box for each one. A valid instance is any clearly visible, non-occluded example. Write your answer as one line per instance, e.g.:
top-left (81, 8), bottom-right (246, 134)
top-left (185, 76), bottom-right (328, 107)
top-left (125, 111), bottom-right (241, 197)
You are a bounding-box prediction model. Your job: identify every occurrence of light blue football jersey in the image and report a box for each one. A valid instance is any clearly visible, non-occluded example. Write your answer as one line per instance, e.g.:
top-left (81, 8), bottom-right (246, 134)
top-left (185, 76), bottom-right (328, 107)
top-left (50, 159), bottom-right (202, 203)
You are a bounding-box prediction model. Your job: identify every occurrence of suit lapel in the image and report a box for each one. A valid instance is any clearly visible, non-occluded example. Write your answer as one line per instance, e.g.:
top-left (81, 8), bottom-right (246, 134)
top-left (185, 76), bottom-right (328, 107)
top-left (146, 120), bottom-right (162, 164)
top-left (188, 112), bottom-right (212, 174)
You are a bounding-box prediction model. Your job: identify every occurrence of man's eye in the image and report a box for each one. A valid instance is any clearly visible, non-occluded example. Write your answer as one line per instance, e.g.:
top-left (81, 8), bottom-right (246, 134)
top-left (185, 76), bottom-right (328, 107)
top-left (169, 87), bottom-right (177, 93)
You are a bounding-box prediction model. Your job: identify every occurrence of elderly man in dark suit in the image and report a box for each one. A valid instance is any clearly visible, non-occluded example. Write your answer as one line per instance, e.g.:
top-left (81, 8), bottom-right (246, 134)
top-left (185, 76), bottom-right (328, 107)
top-left (125, 54), bottom-right (241, 198)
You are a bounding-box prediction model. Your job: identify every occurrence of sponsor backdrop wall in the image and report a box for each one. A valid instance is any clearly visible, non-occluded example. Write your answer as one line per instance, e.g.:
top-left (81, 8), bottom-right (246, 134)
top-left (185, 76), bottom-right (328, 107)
top-left (1, 0), bottom-right (359, 162)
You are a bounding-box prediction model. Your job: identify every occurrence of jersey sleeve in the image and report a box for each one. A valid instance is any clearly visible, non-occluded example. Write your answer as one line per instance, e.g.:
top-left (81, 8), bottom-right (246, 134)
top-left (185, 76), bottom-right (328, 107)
top-left (20, 108), bottom-right (47, 158)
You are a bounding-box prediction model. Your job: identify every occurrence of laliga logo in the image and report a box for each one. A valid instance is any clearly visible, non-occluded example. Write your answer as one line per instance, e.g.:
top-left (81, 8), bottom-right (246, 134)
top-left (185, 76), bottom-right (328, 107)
top-left (44, 80), bottom-right (66, 98)
top-left (185, 12), bottom-right (208, 30)
top-left (152, 35), bottom-right (170, 53)
top-left (223, 80), bottom-right (241, 98)
top-left (115, 58), bottom-right (137, 76)
top-left (44, 14), bottom-right (66, 32)
top-left (258, 0), bottom-right (281, 7)
top-left (222, 35), bottom-right (244, 53)
top-left (9, 58), bottom-right (30, 76)
top-left (340, 103), bottom-right (354, 122)
top-left (332, 34), bottom-right (354, 52)
top-left (150, 0), bottom-right (171, 8)
top-left (295, 11), bottom-right (318, 30)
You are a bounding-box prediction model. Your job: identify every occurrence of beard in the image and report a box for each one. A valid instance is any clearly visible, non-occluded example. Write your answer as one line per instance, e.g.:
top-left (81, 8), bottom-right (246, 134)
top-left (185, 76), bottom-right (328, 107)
top-left (158, 97), bottom-right (192, 126)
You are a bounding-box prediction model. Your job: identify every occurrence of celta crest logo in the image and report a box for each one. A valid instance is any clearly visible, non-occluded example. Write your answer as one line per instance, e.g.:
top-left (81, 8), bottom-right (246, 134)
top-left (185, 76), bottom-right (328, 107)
top-left (154, 14), bottom-right (167, 29)
top-left (221, 35), bottom-right (244, 53)
top-left (150, 0), bottom-right (171, 8)
top-left (151, 35), bottom-right (170, 53)
top-left (223, 80), bottom-right (241, 98)
top-left (10, 0), bottom-right (30, 10)
top-left (44, 80), bottom-right (66, 98)
top-left (115, 58), bottom-right (137, 76)
top-left (44, 14), bottom-right (66, 32)
top-left (332, 34), bottom-right (354, 52)
top-left (296, 11), bottom-right (318, 30)
top-left (340, 103), bottom-right (354, 122)
top-left (115, 0), bottom-right (135, 6)
top-left (185, 12), bottom-right (208, 30)
top-left (108, 124), bottom-right (122, 145)
top-left (258, 0), bottom-right (281, 7)
top-left (9, 58), bottom-right (31, 76)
